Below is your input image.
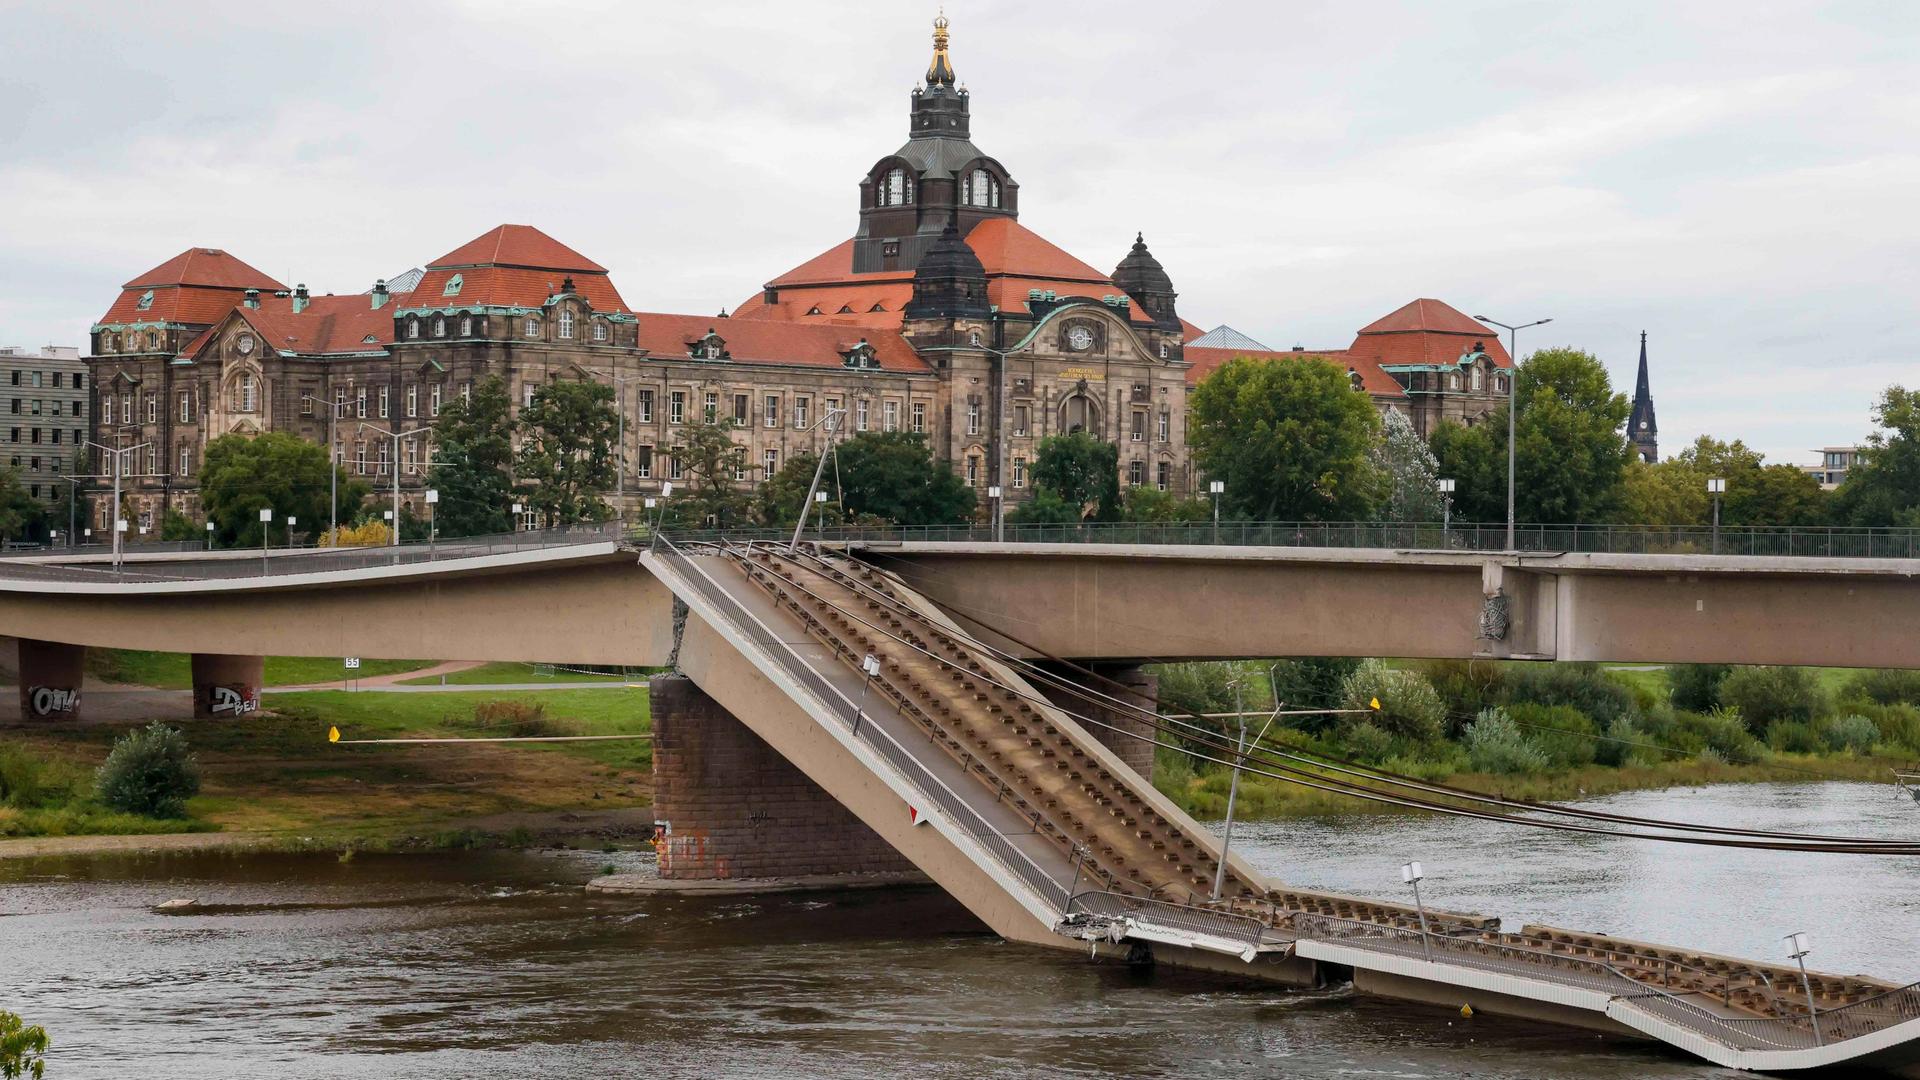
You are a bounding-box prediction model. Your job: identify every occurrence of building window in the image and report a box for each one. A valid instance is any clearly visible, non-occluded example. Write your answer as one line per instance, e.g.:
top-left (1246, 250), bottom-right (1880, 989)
top-left (558, 310), bottom-right (575, 339)
top-left (763, 448), bottom-right (777, 478)
top-left (593, 320), bottom-right (607, 342)
top-left (966, 455), bottom-right (980, 485)
top-left (119, 392), bottom-right (132, 423)
top-left (635, 445), bottom-right (653, 479)
top-left (793, 396), bottom-right (810, 428)
top-left (524, 317), bottom-right (540, 338)
top-left (966, 401), bottom-right (980, 435)
top-left (403, 440), bottom-right (418, 476)
top-left (378, 385), bottom-right (389, 419)
top-left (669, 391), bottom-right (686, 425)
top-left (1013, 456), bottom-right (1026, 488)
top-left (405, 384), bottom-right (417, 417)
top-left (637, 389), bottom-right (654, 424)
top-left (1159, 342), bottom-right (1169, 360)
top-left (433, 317), bottom-right (446, 337)
top-left (355, 387), bottom-right (367, 418)
top-left (377, 442), bottom-right (390, 476)
top-left (462, 381), bottom-right (471, 404)
top-left (1157, 461), bottom-right (1171, 491)
top-left (146, 446), bottom-right (157, 475)
top-left (443, 273), bottom-right (463, 297)
top-left (703, 392), bottom-right (718, 423)
top-left (523, 384), bottom-right (535, 409)
top-left (145, 393), bottom-right (157, 424)
top-left (966, 168), bottom-right (1001, 208)
top-left (730, 393), bottom-right (749, 425)
top-left (1128, 460), bottom-right (1144, 486)
top-left (879, 167), bottom-right (912, 206)
top-left (1158, 410), bottom-right (1169, 442)
top-left (240, 376), bottom-right (257, 414)
top-left (407, 318), bottom-right (420, 340)
top-left (856, 399), bottom-right (870, 432)
top-left (430, 383), bottom-right (444, 416)
top-left (1130, 411), bottom-right (1145, 441)
top-left (355, 441), bottom-right (367, 474)
top-left (179, 391), bottom-right (194, 424)
top-left (460, 316), bottom-right (473, 336)
top-left (1013, 405), bottom-right (1028, 436)
top-left (764, 394), bottom-right (780, 428)
top-left (911, 401), bottom-right (926, 433)
top-left (669, 454), bottom-right (685, 480)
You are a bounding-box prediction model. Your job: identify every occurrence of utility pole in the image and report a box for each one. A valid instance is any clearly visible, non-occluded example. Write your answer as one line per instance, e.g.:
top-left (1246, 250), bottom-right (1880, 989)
top-left (83, 439), bottom-right (150, 574)
top-left (1473, 315), bottom-right (1552, 551)
top-left (1210, 682), bottom-right (1247, 903)
top-left (790, 405), bottom-right (848, 552)
top-left (358, 422), bottom-right (434, 545)
top-left (302, 392), bottom-right (353, 544)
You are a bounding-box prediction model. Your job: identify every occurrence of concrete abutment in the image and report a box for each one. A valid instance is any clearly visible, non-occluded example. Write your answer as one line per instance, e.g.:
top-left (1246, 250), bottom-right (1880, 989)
top-left (190, 653), bottom-right (265, 719)
top-left (12, 638), bottom-right (85, 721)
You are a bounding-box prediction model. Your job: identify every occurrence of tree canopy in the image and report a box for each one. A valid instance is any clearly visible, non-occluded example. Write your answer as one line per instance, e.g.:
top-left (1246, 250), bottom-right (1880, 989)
top-left (515, 380), bottom-right (619, 527)
top-left (833, 431), bottom-right (975, 525)
top-left (1834, 386), bottom-right (1920, 527)
top-left (200, 432), bottom-right (359, 546)
top-left (1187, 356), bottom-right (1383, 521)
top-left (1018, 431), bottom-right (1120, 523)
top-left (0, 467), bottom-right (44, 544)
top-left (661, 419), bottom-right (754, 528)
top-left (427, 375), bottom-right (515, 537)
top-left (1615, 438), bottom-right (1827, 528)
top-left (1373, 408), bottom-right (1444, 522)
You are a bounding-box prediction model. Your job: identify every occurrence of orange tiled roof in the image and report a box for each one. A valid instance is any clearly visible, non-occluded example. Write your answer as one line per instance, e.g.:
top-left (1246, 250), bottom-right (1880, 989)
top-left (233, 294), bottom-right (396, 356)
top-left (126, 248), bottom-right (286, 291)
top-left (407, 266), bottom-right (631, 315)
top-left (430, 224), bottom-right (607, 273)
top-left (98, 247), bottom-right (287, 327)
top-left (1349, 298), bottom-right (1511, 367)
top-left (962, 218), bottom-right (1107, 283)
top-left (634, 312), bottom-right (929, 374)
top-left (1184, 345), bottom-right (1402, 397)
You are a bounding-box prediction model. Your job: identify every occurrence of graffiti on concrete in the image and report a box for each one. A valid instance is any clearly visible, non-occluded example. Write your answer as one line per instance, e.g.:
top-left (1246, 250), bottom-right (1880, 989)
top-left (208, 685), bottom-right (259, 716)
top-left (27, 686), bottom-right (79, 718)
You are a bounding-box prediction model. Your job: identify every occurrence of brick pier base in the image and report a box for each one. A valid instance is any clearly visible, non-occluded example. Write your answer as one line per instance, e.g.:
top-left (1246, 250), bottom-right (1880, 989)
top-left (1034, 662), bottom-right (1158, 781)
top-left (649, 674), bottom-right (916, 882)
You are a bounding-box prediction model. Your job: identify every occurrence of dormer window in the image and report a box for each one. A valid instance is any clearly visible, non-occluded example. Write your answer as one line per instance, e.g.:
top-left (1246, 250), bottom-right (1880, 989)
top-left (459, 316), bottom-right (472, 336)
top-left (135, 289), bottom-right (154, 312)
top-left (878, 167), bottom-right (912, 207)
top-left (592, 320), bottom-right (607, 342)
top-left (690, 332), bottom-right (727, 360)
top-left (558, 310), bottom-right (575, 339)
top-left (443, 273), bottom-right (463, 297)
top-left (1159, 342), bottom-right (1169, 359)
top-left (805, 306), bottom-right (823, 316)
top-left (102, 334), bottom-right (116, 353)
top-left (969, 331), bottom-right (981, 346)
top-left (433, 317), bottom-right (446, 337)
top-left (1348, 369), bottom-right (1365, 392)
top-left (868, 302), bottom-right (887, 313)
top-left (966, 168), bottom-right (1002, 208)
top-left (1471, 365), bottom-right (1484, 391)
top-left (407, 318), bottom-right (420, 340)
top-left (842, 339), bottom-right (882, 370)
top-left (524, 317), bottom-right (540, 338)
top-left (147, 331), bottom-right (159, 350)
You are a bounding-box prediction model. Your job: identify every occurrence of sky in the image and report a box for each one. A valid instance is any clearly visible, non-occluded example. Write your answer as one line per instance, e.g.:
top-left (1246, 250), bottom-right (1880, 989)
top-left (2, 0), bottom-right (1915, 465)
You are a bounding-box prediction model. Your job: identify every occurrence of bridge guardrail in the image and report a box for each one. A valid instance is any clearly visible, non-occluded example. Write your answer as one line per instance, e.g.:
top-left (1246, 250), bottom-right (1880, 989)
top-left (1064, 890), bottom-right (1269, 952)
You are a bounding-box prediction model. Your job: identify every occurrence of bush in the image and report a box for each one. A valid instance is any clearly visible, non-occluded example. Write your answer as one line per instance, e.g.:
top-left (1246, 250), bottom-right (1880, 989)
top-left (1340, 660), bottom-right (1446, 742)
top-left (1765, 720), bottom-right (1823, 754)
top-left (1718, 667), bottom-right (1827, 732)
top-left (1853, 702), bottom-right (1920, 753)
top-left (0, 746), bottom-right (59, 809)
top-left (466, 700), bottom-right (578, 738)
top-left (1340, 720), bottom-right (1397, 765)
top-left (1669, 664), bottom-right (1730, 712)
top-left (1673, 708), bottom-right (1766, 765)
top-left (1462, 708), bottom-right (1549, 775)
top-left (1502, 663), bottom-right (1638, 727)
top-left (94, 722), bottom-right (201, 818)
top-left (1268, 657), bottom-right (1361, 716)
top-left (1843, 668), bottom-right (1920, 706)
top-left (1503, 703), bottom-right (1598, 768)
top-left (1416, 659), bottom-right (1506, 735)
top-left (1819, 714), bottom-right (1879, 754)
top-left (1600, 716), bottom-right (1663, 768)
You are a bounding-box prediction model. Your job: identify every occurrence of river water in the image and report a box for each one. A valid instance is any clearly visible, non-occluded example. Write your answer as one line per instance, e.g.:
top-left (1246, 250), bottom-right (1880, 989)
top-left (3, 781), bottom-right (1915, 1079)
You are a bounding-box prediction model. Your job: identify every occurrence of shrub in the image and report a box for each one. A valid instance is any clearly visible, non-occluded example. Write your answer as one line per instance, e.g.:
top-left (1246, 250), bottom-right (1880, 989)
top-left (1462, 708), bottom-right (1549, 775)
top-left (1268, 657), bottom-right (1361, 717)
top-left (1718, 667), bottom-right (1827, 732)
top-left (1853, 702), bottom-right (1920, 753)
top-left (1502, 663), bottom-right (1637, 727)
top-left (1843, 668), bottom-right (1920, 706)
top-left (1765, 720), bottom-right (1823, 754)
top-left (466, 700), bottom-right (578, 738)
top-left (1669, 664), bottom-right (1730, 712)
top-left (1340, 720), bottom-right (1397, 765)
top-left (1340, 660), bottom-right (1446, 742)
top-left (1819, 714), bottom-right (1880, 754)
top-left (94, 722), bottom-right (201, 818)
top-left (1416, 659), bottom-right (1506, 734)
top-left (1600, 716), bottom-right (1663, 768)
top-left (1503, 703), bottom-right (1598, 768)
top-left (1, 1008), bottom-right (50, 1080)
top-left (1674, 708), bottom-right (1766, 765)
top-left (0, 746), bottom-right (57, 809)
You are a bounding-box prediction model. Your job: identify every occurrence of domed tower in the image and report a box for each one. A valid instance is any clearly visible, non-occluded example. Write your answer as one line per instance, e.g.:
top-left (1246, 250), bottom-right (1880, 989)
top-left (905, 220), bottom-right (990, 321)
top-left (1111, 232), bottom-right (1181, 332)
top-left (853, 14), bottom-right (1019, 273)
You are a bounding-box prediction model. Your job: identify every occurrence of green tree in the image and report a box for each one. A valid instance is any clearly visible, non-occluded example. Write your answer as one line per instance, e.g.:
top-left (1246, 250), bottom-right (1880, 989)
top-left (1675, 436), bottom-right (1827, 527)
top-left (0, 1009), bottom-right (49, 1080)
top-left (1119, 485), bottom-right (1211, 522)
top-left (1026, 431), bottom-right (1121, 521)
top-left (159, 509), bottom-right (201, 541)
top-left (1188, 356), bottom-right (1383, 520)
top-left (516, 380), bottom-right (619, 526)
top-left (0, 467), bottom-right (44, 544)
top-left (833, 431), bottom-right (975, 525)
top-left (94, 721), bottom-right (200, 818)
top-left (661, 419), bottom-right (753, 528)
top-left (1373, 408), bottom-right (1443, 522)
top-left (754, 450), bottom-right (845, 529)
top-left (428, 375), bottom-right (515, 537)
top-left (200, 432), bottom-right (360, 546)
top-left (1833, 386), bottom-right (1920, 527)
top-left (1617, 458), bottom-right (1708, 527)
top-left (1432, 348), bottom-right (1630, 523)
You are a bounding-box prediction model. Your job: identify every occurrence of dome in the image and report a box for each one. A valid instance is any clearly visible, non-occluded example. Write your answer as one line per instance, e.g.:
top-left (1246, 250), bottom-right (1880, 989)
top-left (904, 221), bottom-right (989, 321)
top-left (1111, 232), bottom-right (1173, 297)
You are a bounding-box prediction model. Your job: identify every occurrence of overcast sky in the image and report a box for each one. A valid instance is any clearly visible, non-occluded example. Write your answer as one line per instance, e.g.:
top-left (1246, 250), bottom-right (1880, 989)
top-left (3, 0), bottom-right (1915, 464)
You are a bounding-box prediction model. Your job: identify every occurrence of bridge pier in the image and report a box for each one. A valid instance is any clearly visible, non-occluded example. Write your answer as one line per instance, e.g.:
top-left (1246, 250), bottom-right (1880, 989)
top-left (1034, 662), bottom-right (1158, 781)
top-left (191, 654), bottom-right (265, 719)
top-left (649, 674), bottom-right (919, 885)
top-left (11, 638), bottom-right (86, 722)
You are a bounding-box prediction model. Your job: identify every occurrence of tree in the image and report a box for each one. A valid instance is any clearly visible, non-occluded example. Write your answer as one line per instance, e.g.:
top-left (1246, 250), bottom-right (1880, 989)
top-left (1373, 408), bottom-right (1443, 522)
top-left (833, 431), bottom-right (975, 525)
top-left (516, 380), bottom-right (619, 527)
top-left (1026, 431), bottom-right (1121, 521)
top-left (1, 1009), bottom-right (48, 1080)
top-left (661, 419), bottom-right (754, 528)
top-left (1119, 485), bottom-right (1211, 522)
top-left (159, 509), bottom-right (201, 541)
top-left (94, 721), bottom-right (200, 818)
top-left (1833, 386), bottom-right (1920, 527)
top-left (1617, 458), bottom-right (1707, 527)
top-left (1614, 437), bottom-right (1828, 527)
top-left (755, 451), bottom-right (845, 529)
top-left (1432, 348), bottom-right (1630, 524)
top-left (428, 375), bottom-right (515, 537)
top-left (0, 468), bottom-right (44, 545)
top-left (200, 432), bottom-right (359, 546)
top-left (1187, 357), bottom-right (1383, 521)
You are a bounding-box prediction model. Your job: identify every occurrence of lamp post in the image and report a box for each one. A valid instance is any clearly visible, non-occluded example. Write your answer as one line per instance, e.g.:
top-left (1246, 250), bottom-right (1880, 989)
top-left (511, 501), bottom-right (525, 533)
top-left (286, 516), bottom-right (297, 550)
top-left (258, 507), bottom-right (273, 574)
top-left (302, 393), bottom-right (352, 545)
top-left (789, 405), bottom-right (848, 552)
top-left (852, 652), bottom-right (881, 736)
top-left (1402, 861), bottom-right (1435, 963)
top-left (85, 439), bottom-right (150, 574)
top-left (358, 422), bottom-right (434, 546)
top-left (814, 489), bottom-right (829, 536)
top-left (1210, 682), bottom-right (1249, 903)
top-left (1437, 478), bottom-right (1456, 547)
top-left (1708, 477), bottom-right (1726, 554)
top-left (1786, 932), bottom-right (1824, 1045)
top-left (987, 484), bottom-right (1003, 543)
top-left (425, 489), bottom-right (439, 554)
top-left (586, 369), bottom-right (643, 514)
top-left (1209, 479), bottom-right (1225, 543)
top-left (206, 519), bottom-right (215, 550)
top-left (1473, 315), bottom-right (1552, 550)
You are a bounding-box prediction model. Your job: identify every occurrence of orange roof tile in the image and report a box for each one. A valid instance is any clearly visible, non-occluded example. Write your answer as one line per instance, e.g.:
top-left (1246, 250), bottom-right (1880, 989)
top-left (962, 218), bottom-right (1108, 283)
top-left (1350, 298), bottom-right (1511, 368)
top-left (99, 285), bottom-right (258, 327)
top-left (1184, 345), bottom-right (1402, 397)
top-left (125, 248), bottom-right (285, 291)
top-left (429, 224), bottom-right (606, 273)
top-left (634, 313), bottom-right (929, 374)
top-left (233, 294), bottom-right (395, 356)
top-left (408, 266), bottom-right (631, 314)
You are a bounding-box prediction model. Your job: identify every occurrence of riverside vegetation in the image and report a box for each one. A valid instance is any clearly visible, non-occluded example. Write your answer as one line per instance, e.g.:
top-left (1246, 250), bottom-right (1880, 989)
top-left (1149, 659), bottom-right (1920, 819)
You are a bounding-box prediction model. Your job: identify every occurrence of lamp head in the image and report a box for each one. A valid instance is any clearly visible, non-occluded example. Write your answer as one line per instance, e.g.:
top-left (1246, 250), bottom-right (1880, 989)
top-left (1401, 861), bottom-right (1423, 883)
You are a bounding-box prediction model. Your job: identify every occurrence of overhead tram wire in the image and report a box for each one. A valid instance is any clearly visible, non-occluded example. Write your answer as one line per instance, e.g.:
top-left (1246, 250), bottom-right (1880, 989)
top-left (751, 543), bottom-right (1920, 853)
top-left (844, 545), bottom-right (1914, 832)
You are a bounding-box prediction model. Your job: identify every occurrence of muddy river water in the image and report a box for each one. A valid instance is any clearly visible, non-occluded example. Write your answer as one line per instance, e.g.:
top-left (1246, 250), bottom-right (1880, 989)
top-left (3, 781), bottom-right (1915, 1078)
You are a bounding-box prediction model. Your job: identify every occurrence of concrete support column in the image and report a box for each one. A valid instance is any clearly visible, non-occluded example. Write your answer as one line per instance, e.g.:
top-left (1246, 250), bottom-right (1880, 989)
top-left (17, 639), bottom-right (86, 722)
top-left (191, 653), bottom-right (265, 719)
top-left (1035, 661), bottom-right (1158, 782)
top-left (650, 673), bottom-right (915, 882)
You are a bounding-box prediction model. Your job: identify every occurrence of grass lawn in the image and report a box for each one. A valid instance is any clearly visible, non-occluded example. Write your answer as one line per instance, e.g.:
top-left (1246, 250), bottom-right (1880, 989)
top-left (398, 661), bottom-right (648, 686)
top-left (88, 650), bottom-right (434, 689)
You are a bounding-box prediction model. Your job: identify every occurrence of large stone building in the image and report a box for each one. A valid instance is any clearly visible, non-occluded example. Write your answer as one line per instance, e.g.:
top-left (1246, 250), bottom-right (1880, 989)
top-left (1, 345), bottom-right (88, 511)
top-left (81, 16), bottom-right (1513, 535)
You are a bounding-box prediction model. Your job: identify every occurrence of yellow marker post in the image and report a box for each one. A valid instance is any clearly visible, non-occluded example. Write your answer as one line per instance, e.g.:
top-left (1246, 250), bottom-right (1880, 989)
top-left (1370, 697), bottom-right (1381, 711)
top-left (328, 726), bottom-right (340, 743)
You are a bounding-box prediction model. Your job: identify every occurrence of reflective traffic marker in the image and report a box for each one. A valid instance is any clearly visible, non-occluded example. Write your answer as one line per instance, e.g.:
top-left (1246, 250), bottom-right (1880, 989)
top-left (328, 726), bottom-right (340, 743)
top-left (1370, 697), bottom-right (1381, 710)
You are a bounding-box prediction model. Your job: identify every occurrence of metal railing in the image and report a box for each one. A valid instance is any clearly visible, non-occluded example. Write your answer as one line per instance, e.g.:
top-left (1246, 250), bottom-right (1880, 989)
top-left (1065, 889), bottom-right (1270, 952)
top-left (666, 521), bottom-right (1920, 559)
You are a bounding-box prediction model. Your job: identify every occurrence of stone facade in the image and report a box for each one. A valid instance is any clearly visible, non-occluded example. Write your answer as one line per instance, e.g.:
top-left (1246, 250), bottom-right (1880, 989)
top-left (649, 675), bottom-right (915, 881)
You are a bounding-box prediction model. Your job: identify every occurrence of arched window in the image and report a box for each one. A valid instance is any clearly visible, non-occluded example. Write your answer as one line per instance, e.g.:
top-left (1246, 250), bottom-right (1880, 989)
top-left (147, 331), bottom-right (159, 350)
top-left (1471, 364), bottom-right (1483, 391)
top-left (407, 318), bottom-right (419, 340)
top-left (459, 316), bottom-right (472, 336)
top-left (878, 167), bottom-right (913, 206)
top-left (524, 317), bottom-right (540, 338)
top-left (558, 310), bottom-right (575, 339)
top-left (433, 317), bottom-right (446, 337)
top-left (967, 168), bottom-right (1001, 208)
top-left (593, 320), bottom-right (608, 342)
top-left (239, 373), bottom-right (257, 413)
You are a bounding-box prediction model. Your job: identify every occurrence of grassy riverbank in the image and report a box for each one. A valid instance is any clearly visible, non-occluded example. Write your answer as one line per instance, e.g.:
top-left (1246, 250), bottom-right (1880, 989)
top-left (87, 650), bottom-right (435, 688)
top-left (1, 686), bottom-right (652, 842)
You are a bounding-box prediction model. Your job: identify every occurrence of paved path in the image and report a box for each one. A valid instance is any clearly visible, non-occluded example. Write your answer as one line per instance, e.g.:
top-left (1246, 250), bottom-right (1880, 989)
top-left (267, 659), bottom-right (485, 692)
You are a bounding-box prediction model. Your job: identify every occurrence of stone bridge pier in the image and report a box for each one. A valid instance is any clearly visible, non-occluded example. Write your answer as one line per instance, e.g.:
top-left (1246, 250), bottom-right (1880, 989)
top-left (191, 654), bottom-right (265, 719)
top-left (1033, 661), bottom-right (1158, 782)
top-left (6, 637), bottom-right (86, 722)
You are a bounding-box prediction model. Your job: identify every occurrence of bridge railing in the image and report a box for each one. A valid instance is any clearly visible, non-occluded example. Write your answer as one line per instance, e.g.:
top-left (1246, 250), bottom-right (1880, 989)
top-left (665, 521), bottom-right (1920, 559)
top-left (1063, 890), bottom-right (1270, 952)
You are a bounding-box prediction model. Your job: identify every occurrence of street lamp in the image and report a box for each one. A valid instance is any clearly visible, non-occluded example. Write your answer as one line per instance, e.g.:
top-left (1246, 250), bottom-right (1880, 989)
top-left (1473, 315), bottom-right (1552, 550)
top-left (1402, 861), bottom-right (1435, 962)
top-left (814, 489), bottom-right (829, 535)
top-left (85, 439), bottom-right (150, 574)
top-left (258, 507), bottom-right (273, 573)
top-left (1437, 478), bottom-right (1457, 547)
top-left (1707, 477), bottom-right (1726, 554)
top-left (425, 489), bottom-right (439, 552)
top-left (987, 484), bottom-right (1003, 543)
top-left (1209, 480), bottom-right (1225, 543)
top-left (852, 652), bottom-right (882, 736)
top-left (286, 516), bottom-right (297, 550)
top-left (302, 392), bottom-right (353, 544)
top-left (1785, 931), bottom-right (1824, 1045)
top-left (205, 519), bottom-right (215, 550)
top-left (358, 421), bottom-right (434, 547)
top-left (586, 369), bottom-right (643, 510)
top-left (788, 405), bottom-right (848, 552)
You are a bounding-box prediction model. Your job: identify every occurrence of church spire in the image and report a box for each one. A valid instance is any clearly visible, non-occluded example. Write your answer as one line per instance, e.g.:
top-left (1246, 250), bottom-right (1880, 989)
top-left (1628, 330), bottom-right (1659, 463)
top-left (926, 11), bottom-right (956, 87)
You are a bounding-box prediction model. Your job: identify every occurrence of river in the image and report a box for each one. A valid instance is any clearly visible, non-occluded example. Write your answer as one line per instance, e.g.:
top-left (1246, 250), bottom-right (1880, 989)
top-left (3, 781), bottom-right (1915, 1078)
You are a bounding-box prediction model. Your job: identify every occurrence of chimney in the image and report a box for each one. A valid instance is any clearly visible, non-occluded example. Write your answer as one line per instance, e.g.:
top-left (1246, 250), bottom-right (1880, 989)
top-left (371, 280), bottom-right (389, 310)
top-left (292, 283), bottom-right (310, 314)
top-left (243, 288), bottom-right (261, 309)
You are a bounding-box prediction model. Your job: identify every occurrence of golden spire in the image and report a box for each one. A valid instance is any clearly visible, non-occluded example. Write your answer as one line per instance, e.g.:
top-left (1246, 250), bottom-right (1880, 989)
top-left (926, 9), bottom-right (956, 87)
